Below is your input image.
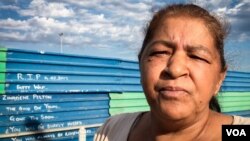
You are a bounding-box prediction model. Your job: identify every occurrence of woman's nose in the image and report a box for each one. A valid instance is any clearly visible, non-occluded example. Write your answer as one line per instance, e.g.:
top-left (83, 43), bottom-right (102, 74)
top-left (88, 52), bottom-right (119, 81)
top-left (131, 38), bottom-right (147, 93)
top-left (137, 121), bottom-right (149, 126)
top-left (164, 52), bottom-right (188, 79)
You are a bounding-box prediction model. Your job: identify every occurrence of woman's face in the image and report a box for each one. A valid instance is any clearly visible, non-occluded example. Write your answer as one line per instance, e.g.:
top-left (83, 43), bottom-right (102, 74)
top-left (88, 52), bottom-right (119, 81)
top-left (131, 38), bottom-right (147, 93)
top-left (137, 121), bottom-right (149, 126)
top-left (140, 17), bottom-right (226, 120)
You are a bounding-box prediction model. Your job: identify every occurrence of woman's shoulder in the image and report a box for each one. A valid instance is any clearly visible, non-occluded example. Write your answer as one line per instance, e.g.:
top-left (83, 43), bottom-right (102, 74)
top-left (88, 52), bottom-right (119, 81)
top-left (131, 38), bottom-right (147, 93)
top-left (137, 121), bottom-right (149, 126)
top-left (101, 112), bottom-right (144, 129)
top-left (94, 112), bottom-right (144, 141)
top-left (232, 116), bottom-right (250, 125)
top-left (107, 112), bottom-right (143, 124)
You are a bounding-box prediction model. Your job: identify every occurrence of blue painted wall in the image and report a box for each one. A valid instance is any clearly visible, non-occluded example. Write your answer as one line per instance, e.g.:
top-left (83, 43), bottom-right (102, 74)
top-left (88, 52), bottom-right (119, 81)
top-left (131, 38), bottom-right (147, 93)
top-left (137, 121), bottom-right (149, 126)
top-left (0, 48), bottom-right (250, 141)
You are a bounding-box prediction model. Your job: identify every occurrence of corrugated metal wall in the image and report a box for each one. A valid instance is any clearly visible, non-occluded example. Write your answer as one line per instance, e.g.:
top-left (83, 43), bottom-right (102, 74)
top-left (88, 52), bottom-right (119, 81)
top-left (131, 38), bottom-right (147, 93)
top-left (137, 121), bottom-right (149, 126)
top-left (0, 48), bottom-right (141, 141)
top-left (218, 71), bottom-right (250, 116)
top-left (0, 48), bottom-right (249, 141)
top-left (109, 92), bottom-right (149, 116)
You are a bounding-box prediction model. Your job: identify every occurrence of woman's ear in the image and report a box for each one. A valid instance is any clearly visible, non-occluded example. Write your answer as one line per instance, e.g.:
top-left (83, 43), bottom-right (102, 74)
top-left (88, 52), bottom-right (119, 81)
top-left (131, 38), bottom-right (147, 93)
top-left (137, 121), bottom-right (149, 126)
top-left (214, 70), bottom-right (227, 95)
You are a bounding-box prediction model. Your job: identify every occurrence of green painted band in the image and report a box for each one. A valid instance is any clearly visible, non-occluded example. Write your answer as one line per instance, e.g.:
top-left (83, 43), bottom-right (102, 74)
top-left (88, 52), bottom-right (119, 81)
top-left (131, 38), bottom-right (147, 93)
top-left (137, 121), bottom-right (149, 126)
top-left (110, 99), bottom-right (148, 108)
top-left (222, 106), bottom-right (250, 112)
top-left (218, 96), bottom-right (250, 102)
top-left (0, 73), bottom-right (5, 83)
top-left (0, 47), bottom-right (7, 52)
top-left (0, 47), bottom-right (7, 62)
top-left (110, 92), bottom-right (146, 99)
top-left (218, 92), bottom-right (250, 96)
top-left (0, 63), bottom-right (6, 72)
top-left (109, 106), bottom-right (149, 116)
top-left (0, 84), bottom-right (5, 94)
top-left (220, 101), bottom-right (250, 107)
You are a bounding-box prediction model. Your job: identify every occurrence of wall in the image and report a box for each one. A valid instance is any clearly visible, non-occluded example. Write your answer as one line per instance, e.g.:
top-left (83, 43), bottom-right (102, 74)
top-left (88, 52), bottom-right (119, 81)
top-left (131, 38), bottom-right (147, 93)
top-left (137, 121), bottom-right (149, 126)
top-left (0, 48), bottom-right (250, 141)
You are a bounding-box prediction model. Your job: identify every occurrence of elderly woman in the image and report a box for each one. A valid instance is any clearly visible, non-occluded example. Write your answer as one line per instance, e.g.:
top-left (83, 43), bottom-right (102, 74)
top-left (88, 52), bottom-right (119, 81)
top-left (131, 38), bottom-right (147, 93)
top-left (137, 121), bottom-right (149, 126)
top-left (94, 4), bottom-right (250, 141)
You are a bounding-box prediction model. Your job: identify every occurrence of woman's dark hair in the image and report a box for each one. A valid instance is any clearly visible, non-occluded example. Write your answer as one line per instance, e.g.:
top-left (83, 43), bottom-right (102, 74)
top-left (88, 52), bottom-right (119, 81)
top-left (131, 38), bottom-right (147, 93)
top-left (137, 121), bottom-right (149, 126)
top-left (138, 4), bottom-right (229, 112)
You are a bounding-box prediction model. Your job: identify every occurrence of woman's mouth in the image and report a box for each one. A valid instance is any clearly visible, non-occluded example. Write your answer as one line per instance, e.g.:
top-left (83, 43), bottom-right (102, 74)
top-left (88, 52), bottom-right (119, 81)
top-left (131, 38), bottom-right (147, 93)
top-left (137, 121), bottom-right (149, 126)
top-left (158, 86), bottom-right (188, 99)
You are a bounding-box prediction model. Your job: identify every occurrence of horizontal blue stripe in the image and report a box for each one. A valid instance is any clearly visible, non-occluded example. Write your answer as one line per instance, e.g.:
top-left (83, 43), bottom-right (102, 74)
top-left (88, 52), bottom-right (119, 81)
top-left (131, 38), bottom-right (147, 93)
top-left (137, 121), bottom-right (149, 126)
top-left (7, 58), bottom-right (139, 70)
top-left (222, 81), bottom-right (250, 87)
top-left (4, 83), bottom-right (250, 93)
top-left (0, 109), bottom-right (109, 126)
top-left (1, 117), bottom-right (106, 134)
top-left (4, 72), bottom-right (250, 86)
top-left (3, 70), bottom-right (140, 77)
top-left (6, 48), bottom-right (138, 68)
top-left (224, 76), bottom-right (250, 83)
top-left (221, 86), bottom-right (250, 92)
top-left (3, 84), bottom-right (250, 94)
top-left (0, 100), bottom-right (109, 115)
top-left (0, 128), bottom-right (97, 141)
top-left (225, 110), bottom-right (250, 117)
top-left (0, 93), bottom-right (109, 104)
top-left (5, 81), bottom-right (139, 84)
top-left (4, 83), bottom-right (143, 94)
top-left (3, 62), bottom-right (139, 76)
top-left (4, 72), bottom-right (140, 83)
top-left (227, 71), bottom-right (250, 78)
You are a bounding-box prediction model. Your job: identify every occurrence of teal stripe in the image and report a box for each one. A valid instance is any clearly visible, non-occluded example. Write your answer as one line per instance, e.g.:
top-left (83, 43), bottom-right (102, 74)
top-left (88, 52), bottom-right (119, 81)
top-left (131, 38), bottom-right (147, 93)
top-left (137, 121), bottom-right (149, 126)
top-left (0, 84), bottom-right (5, 94)
top-left (110, 106), bottom-right (150, 116)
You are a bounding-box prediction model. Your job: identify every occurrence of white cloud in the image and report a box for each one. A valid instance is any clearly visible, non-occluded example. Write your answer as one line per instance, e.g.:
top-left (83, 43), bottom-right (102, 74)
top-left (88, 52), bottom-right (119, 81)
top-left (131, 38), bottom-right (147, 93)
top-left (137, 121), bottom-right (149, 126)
top-left (63, 35), bottom-right (92, 44)
top-left (4, 0), bottom-right (248, 46)
top-left (0, 0), bottom-right (152, 53)
top-left (191, 0), bottom-right (231, 9)
top-left (191, 0), bottom-right (250, 42)
top-left (63, 0), bottom-right (103, 7)
top-left (0, 31), bottom-right (26, 41)
top-left (0, 15), bottom-right (136, 45)
top-left (0, 5), bottom-right (19, 10)
top-left (18, 0), bottom-right (75, 17)
top-left (28, 17), bottom-right (67, 32)
top-left (0, 16), bottom-right (68, 42)
top-left (77, 10), bottom-right (109, 24)
top-left (0, 18), bottom-right (29, 30)
top-left (65, 0), bottom-right (152, 22)
top-left (102, 1), bottom-right (152, 22)
top-left (215, 2), bottom-right (245, 16)
top-left (238, 33), bottom-right (250, 42)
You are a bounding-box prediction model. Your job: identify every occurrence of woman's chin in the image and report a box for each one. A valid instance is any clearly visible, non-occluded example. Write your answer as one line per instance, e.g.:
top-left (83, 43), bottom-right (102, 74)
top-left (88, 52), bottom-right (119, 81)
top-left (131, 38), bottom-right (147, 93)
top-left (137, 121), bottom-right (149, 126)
top-left (156, 103), bottom-right (193, 121)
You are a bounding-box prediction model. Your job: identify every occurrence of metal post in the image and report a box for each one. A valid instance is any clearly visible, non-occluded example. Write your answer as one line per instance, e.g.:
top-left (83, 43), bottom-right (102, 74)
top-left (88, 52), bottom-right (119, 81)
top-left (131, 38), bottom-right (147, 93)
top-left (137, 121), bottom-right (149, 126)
top-left (79, 127), bottom-right (86, 141)
top-left (59, 33), bottom-right (63, 53)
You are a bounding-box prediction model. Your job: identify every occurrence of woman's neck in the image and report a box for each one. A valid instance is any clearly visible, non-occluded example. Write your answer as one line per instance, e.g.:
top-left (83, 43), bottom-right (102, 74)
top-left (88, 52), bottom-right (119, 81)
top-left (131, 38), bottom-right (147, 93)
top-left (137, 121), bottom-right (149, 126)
top-left (151, 109), bottom-right (210, 132)
top-left (128, 110), bottom-right (232, 141)
top-left (147, 110), bottom-right (214, 141)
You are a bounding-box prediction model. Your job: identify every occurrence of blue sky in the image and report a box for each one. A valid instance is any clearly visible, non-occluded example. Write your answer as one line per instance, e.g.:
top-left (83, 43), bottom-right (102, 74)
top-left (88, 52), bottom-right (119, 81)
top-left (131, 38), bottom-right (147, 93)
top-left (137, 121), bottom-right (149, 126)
top-left (0, 0), bottom-right (249, 72)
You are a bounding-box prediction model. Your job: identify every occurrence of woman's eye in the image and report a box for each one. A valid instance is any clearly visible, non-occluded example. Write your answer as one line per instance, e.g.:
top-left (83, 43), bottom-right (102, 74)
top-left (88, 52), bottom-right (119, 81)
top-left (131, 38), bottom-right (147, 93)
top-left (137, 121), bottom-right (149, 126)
top-left (190, 55), bottom-right (210, 63)
top-left (149, 51), bottom-right (171, 57)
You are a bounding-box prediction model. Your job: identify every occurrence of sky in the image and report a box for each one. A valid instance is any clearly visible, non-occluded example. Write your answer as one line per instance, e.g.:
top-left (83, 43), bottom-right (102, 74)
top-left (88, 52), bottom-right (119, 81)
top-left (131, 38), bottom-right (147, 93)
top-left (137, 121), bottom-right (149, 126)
top-left (0, 0), bottom-right (249, 72)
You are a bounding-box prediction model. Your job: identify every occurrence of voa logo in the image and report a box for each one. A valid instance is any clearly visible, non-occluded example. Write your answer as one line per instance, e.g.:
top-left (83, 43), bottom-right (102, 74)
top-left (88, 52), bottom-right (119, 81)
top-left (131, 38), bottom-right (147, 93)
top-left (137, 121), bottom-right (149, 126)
top-left (226, 129), bottom-right (246, 136)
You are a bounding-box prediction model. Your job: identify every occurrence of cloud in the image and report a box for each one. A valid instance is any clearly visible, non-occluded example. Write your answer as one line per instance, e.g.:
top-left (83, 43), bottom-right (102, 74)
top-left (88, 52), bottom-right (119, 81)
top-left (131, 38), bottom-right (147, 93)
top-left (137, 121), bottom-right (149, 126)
top-left (0, 18), bottom-right (29, 30)
top-left (18, 0), bottom-right (75, 17)
top-left (0, 5), bottom-right (19, 10)
top-left (0, 15), bottom-right (140, 46)
top-left (0, 0), bottom-right (153, 51)
top-left (0, 31), bottom-right (26, 41)
top-left (2, 0), bottom-right (249, 48)
top-left (191, 0), bottom-right (250, 42)
top-left (0, 16), bottom-right (67, 42)
top-left (191, 0), bottom-right (231, 10)
top-left (103, 1), bottom-right (151, 22)
top-left (216, 1), bottom-right (250, 42)
top-left (64, 0), bottom-right (152, 22)
top-left (62, 0), bottom-right (103, 7)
